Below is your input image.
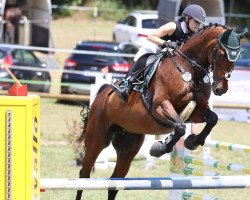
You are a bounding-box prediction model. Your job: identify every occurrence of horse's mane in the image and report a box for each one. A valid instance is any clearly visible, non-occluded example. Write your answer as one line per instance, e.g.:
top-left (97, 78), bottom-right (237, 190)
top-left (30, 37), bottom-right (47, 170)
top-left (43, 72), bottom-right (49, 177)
top-left (193, 23), bottom-right (228, 36)
top-left (182, 23), bottom-right (229, 52)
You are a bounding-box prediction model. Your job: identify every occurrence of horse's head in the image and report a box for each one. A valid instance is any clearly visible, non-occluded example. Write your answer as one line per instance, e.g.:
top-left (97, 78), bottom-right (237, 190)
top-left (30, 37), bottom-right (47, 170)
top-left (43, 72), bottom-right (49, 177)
top-left (209, 28), bottom-right (247, 96)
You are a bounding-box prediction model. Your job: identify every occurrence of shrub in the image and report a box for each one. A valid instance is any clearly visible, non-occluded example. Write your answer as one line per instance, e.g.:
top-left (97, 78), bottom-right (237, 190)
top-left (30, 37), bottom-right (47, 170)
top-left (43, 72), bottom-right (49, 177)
top-left (95, 0), bottom-right (128, 21)
top-left (64, 118), bottom-right (84, 165)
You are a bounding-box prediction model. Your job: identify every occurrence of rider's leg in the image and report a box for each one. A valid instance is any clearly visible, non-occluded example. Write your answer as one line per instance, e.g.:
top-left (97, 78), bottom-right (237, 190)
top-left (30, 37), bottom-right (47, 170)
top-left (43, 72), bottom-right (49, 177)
top-left (112, 55), bottom-right (148, 102)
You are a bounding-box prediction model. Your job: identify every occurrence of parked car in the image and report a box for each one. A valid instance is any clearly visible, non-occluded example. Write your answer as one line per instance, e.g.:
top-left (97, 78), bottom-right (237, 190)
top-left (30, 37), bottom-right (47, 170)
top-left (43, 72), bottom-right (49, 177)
top-left (234, 43), bottom-right (250, 71)
top-left (61, 41), bottom-right (138, 95)
top-left (113, 11), bottom-right (158, 47)
top-left (0, 45), bottom-right (51, 92)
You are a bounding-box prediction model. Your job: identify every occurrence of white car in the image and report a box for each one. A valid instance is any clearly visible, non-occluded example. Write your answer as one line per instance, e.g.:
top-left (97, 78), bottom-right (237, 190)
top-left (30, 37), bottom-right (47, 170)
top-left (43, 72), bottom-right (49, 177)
top-left (113, 11), bottom-right (158, 48)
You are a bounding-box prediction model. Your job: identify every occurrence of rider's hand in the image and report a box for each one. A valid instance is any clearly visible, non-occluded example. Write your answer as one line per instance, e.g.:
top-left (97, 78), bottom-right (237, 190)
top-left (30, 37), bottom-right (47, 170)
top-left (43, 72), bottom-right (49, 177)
top-left (161, 41), bottom-right (177, 49)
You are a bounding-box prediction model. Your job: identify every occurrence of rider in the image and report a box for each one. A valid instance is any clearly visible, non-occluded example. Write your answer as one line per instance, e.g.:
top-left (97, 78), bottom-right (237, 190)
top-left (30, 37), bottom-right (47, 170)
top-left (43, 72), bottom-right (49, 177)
top-left (112, 4), bottom-right (206, 102)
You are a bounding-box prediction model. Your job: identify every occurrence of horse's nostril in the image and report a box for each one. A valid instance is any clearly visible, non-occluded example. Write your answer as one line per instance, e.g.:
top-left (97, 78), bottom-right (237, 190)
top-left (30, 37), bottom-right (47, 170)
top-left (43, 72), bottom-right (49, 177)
top-left (214, 88), bottom-right (222, 96)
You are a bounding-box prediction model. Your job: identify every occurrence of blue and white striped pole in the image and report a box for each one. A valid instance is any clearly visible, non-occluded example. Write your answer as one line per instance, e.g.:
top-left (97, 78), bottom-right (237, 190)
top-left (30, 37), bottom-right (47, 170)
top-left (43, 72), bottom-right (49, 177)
top-left (40, 176), bottom-right (250, 191)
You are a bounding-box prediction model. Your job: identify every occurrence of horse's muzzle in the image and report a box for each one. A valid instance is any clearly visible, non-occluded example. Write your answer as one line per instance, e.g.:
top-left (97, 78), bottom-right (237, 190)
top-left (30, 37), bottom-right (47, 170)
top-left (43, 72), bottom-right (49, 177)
top-left (212, 79), bottom-right (228, 96)
top-left (213, 85), bottom-right (228, 96)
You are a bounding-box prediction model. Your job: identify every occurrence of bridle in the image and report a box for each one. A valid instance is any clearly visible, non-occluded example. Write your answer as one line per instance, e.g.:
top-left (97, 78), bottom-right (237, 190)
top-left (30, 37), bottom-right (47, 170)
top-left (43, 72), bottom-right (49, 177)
top-left (171, 39), bottom-right (235, 85)
top-left (210, 43), bottom-right (234, 82)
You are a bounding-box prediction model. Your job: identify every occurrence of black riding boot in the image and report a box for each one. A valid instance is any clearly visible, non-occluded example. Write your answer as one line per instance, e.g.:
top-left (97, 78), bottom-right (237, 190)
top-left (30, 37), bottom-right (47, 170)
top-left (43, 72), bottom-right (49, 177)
top-left (112, 54), bottom-right (151, 102)
top-left (112, 77), bottom-right (132, 102)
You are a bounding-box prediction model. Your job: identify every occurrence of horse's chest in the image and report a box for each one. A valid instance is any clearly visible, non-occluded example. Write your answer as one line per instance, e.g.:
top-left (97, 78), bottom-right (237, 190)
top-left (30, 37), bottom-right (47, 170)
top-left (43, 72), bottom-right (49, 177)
top-left (193, 80), bottom-right (212, 102)
top-left (167, 77), bottom-right (211, 108)
top-left (168, 81), bottom-right (193, 101)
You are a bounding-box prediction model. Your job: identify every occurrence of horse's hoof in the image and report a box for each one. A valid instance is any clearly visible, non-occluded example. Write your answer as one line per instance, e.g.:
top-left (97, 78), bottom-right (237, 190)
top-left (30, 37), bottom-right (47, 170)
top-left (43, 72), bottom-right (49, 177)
top-left (150, 141), bottom-right (168, 158)
top-left (184, 134), bottom-right (200, 150)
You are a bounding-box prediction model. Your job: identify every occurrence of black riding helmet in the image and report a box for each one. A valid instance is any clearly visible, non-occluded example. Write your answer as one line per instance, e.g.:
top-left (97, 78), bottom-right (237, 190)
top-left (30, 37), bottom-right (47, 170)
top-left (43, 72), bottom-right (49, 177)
top-left (182, 4), bottom-right (206, 24)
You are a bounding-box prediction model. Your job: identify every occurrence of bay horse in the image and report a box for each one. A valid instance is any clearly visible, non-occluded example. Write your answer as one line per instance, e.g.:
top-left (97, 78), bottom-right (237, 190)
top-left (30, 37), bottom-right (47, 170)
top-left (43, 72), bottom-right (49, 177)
top-left (76, 24), bottom-right (246, 200)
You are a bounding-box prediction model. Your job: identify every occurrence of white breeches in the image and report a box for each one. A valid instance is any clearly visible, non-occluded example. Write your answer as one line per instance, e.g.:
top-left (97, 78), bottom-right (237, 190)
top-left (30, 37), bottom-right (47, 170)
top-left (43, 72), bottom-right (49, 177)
top-left (134, 41), bottom-right (161, 61)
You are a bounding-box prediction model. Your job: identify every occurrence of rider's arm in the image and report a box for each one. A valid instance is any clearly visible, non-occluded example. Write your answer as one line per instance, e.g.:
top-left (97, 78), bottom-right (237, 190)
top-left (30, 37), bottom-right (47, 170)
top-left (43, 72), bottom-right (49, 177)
top-left (147, 22), bottom-right (176, 46)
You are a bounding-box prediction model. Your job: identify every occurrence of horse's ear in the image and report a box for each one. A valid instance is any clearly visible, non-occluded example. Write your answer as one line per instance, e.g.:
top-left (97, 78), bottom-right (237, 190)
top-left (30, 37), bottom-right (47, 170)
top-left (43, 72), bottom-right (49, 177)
top-left (224, 28), bottom-right (233, 35)
top-left (219, 29), bottom-right (233, 41)
top-left (237, 32), bottom-right (248, 40)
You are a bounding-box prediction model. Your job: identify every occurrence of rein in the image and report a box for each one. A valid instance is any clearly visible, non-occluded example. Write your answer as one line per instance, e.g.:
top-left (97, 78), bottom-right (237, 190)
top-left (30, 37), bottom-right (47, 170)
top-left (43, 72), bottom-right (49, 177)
top-left (169, 47), bottom-right (210, 79)
top-left (174, 48), bottom-right (204, 69)
top-left (169, 40), bottom-right (233, 84)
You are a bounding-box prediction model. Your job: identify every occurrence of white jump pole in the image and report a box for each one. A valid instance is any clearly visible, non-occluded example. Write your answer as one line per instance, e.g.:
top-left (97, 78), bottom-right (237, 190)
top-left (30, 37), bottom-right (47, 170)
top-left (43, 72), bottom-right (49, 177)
top-left (204, 140), bottom-right (250, 153)
top-left (40, 176), bottom-right (250, 190)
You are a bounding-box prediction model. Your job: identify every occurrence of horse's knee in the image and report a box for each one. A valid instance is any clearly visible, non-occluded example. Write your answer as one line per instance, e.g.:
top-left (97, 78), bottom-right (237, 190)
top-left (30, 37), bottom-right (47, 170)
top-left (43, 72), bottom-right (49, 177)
top-left (205, 111), bottom-right (218, 126)
top-left (175, 123), bottom-right (186, 137)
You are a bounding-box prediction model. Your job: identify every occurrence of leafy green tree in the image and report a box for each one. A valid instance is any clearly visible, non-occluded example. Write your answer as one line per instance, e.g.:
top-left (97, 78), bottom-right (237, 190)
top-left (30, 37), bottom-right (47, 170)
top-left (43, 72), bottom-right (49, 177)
top-left (51, 1), bottom-right (73, 17)
top-left (51, 0), bottom-right (79, 5)
top-left (95, 0), bottom-right (127, 20)
top-left (120, 0), bottom-right (158, 9)
top-left (51, 0), bottom-right (87, 17)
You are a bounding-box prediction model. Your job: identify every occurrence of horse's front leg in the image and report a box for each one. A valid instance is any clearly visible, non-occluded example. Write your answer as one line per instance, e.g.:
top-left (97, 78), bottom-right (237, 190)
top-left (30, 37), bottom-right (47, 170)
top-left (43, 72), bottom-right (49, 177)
top-left (184, 109), bottom-right (218, 150)
top-left (150, 100), bottom-right (186, 157)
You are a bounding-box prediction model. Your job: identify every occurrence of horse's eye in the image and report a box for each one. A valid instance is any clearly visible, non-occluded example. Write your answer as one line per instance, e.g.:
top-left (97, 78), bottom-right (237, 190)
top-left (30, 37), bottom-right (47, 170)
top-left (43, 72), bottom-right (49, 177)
top-left (217, 53), bottom-right (224, 59)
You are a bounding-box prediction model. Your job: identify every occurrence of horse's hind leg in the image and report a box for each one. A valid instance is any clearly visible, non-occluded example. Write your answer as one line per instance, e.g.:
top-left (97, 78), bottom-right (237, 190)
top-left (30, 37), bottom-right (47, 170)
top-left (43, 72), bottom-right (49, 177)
top-left (108, 131), bottom-right (145, 200)
top-left (76, 123), bottom-right (112, 200)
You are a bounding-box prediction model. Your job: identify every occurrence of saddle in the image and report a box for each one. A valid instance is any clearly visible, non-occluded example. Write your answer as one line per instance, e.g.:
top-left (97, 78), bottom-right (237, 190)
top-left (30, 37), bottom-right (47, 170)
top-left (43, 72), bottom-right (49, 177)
top-left (130, 51), bottom-right (166, 111)
top-left (132, 53), bottom-right (164, 92)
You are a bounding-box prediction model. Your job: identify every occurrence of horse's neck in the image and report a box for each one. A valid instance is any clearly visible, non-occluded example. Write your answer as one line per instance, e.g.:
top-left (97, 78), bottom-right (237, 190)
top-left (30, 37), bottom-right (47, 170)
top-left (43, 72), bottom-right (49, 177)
top-left (182, 39), bottom-right (209, 62)
top-left (181, 30), bottom-right (220, 73)
top-left (184, 27), bottom-right (224, 61)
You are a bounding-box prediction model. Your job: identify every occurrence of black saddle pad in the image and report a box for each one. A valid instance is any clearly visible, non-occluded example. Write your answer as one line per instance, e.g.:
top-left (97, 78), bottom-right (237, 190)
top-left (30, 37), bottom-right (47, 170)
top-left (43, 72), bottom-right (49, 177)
top-left (133, 53), bottom-right (164, 93)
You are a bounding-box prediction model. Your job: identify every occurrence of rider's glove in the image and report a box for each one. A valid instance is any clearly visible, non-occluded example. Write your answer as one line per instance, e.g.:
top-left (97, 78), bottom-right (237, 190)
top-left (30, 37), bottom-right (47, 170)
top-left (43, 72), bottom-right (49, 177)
top-left (161, 41), bottom-right (177, 49)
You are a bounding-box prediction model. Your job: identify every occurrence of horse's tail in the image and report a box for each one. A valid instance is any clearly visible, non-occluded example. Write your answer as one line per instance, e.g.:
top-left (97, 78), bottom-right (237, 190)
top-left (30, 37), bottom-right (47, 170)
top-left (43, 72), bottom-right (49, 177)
top-left (78, 83), bottom-right (110, 143)
top-left (77, 103), bottom-right (90, 143)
